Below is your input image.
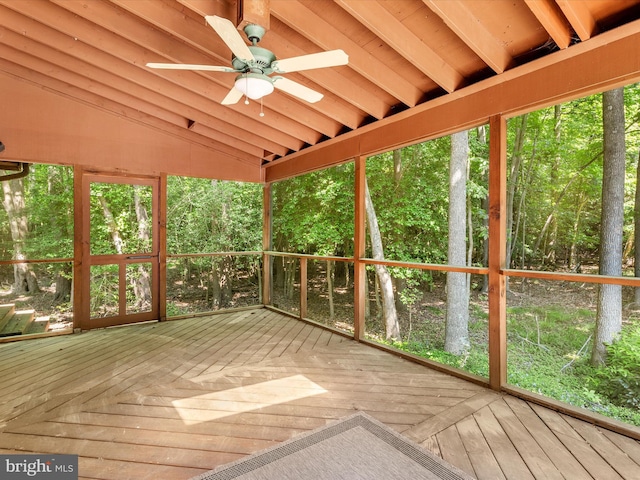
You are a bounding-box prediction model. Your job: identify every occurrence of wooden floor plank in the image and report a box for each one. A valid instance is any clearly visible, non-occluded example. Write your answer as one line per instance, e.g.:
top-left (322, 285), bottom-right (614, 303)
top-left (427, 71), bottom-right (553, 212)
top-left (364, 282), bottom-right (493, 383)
top-left (502, 395), bottom-right (593, 480)
top-left (404, 391), bottom-right (501, 441)
top-left (489, 397), bottom-right (565, 480)
top-left (601, 428), bottom-right (640, 465)
top-left (1, 308), bottom-right (640, 480)
top-left (563, 415), bottom-right (640, 479)
top-left (473, 404), bottom-right (534, 479)
top-left (456, 415), bottom-right (506, 480)
top-left (434, 424), bottom-right (476, 478)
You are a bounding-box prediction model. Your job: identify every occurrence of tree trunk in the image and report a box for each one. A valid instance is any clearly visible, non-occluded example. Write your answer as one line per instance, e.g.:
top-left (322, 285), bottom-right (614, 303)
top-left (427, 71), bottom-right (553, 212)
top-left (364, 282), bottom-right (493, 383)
top-left (284, 257), bottom-right (296, 299)
top-left (569, 194), bottom-right (587, 270)
top-left (635, 151), bottom-right (640, 305)
top-left (477, 125), bottom-right (490, 294)
top-left (327, 260), bottom-right (335, 320)
top-left (210, 258), bottom-right (222, 308)
top-left (364, 179), bottom-right (400, 340)
top-left (445, 130), bottom-right (470, 355)
top-left (2, 175), bottom-right (39, 294)
top-left (506, 114), bottom-right (528, 269)
top-left (592, 88), bottom-right (626, 366)
top-left (53, 263), bottom-right (72, 303)
top-left (98, 195), bottom-right (124, 254)
top-left (132, 185), bottom-right (152, 311)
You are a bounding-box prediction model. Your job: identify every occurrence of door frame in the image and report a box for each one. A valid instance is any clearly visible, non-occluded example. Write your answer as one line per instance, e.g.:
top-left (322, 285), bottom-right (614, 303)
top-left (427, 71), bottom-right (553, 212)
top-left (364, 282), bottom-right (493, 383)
top-left (74, 169), bottom-right (161, 330)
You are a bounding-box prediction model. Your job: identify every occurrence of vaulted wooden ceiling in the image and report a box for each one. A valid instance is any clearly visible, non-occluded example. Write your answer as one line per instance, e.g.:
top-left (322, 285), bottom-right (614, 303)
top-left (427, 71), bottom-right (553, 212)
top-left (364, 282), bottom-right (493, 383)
top-left (1, 0), bottom-right (639, 182)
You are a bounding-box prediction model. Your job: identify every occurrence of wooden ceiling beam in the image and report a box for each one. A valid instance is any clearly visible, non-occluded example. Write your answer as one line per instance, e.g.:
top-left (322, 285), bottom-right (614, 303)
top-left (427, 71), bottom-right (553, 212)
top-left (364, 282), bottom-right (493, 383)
top-left (266, 26), bottom-right (391, 120)
top-left (0, 36), bottom-right (266, 159)
top-left (270, 0), bottom-right (423, 107)
top-left (524, 0), bottom-right (572, 49)
top-left (179, 0), bottom-right (390, 121)
top-left (0, 1), bottom-right (305, 153)
top-left (44, 0), bottom-right (330, 143)
top-left (337, 0), bottom-right (464, 92)
top-left (265, 19), bottom-right (640, 181)
top-left (110, 0), bottom-right (350, 137)
top-left (174, 0), bottom-right (235, 24)
top-left (0, 3), bottom-right (295, 157)
top-left (422, 0), bottom-right (515, 74)
top-left (557, 0), bottom-right (597, 41)
top-left (0, 71), bottom-right (262, 181)
top-left (0, 60), bottom-right (260, 168)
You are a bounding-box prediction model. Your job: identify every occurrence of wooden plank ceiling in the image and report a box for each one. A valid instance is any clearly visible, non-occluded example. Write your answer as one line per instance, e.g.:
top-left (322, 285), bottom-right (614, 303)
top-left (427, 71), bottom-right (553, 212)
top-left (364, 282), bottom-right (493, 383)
top-left (0, 0), bottom-right (639, 176)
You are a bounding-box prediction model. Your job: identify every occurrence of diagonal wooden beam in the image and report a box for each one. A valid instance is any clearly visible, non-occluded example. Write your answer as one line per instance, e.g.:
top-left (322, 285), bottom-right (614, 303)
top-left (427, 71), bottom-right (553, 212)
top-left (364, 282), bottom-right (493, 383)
top-left (557, 0), bottom-right (597, 41)
top-left (270, 0), bottom-right (423, 107)
top-left (422, 0), bottom-right (515, 74)
top-left (0, 60), bottom-right (261, 169)
top-left (0, 1), bottom-right (307, 153)
top-left (263, 25), bottom-right (391, 120)
top-left (112, 0), bottom-right (362, 132)
top-left (265, 19), bottom-right (640, 181)
top-left (337, 0), bottom-right (464, 91)
top-left (0, 35), bottom-right (266, 159)
top-left (0, 4), bottom-right (296, 157)
top-left (48, 0), bottom-right (333, 141)
top-left (524, 0), bottom-right (572, 49)
top-left (179, 0), bottom-right (392, 121)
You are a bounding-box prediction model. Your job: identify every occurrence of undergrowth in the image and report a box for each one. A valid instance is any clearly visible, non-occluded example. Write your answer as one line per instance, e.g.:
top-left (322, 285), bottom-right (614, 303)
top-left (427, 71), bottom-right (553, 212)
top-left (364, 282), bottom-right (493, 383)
top-left (381, 304), bottom-right (640, 427)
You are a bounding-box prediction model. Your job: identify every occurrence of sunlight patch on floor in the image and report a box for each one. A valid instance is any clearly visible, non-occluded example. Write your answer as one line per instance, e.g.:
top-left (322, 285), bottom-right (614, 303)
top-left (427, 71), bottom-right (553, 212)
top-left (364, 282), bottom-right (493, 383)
top-left (172, 374), bottom-right (328, 425)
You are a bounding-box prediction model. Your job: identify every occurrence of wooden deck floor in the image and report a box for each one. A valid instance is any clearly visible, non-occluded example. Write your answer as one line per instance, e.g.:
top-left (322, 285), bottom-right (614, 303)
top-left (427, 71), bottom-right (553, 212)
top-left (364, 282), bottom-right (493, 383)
top-left (1, 308), bottom-right (639, 479)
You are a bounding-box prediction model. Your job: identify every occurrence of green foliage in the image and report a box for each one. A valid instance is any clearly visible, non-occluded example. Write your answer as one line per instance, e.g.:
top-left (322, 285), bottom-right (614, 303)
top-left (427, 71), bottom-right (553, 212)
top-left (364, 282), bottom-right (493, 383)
top-left (272, 164), bottom-right (354, 256)
top-left (0, 164), bottom-right (74, 261)
top-left (167, 177), bottom-right (262, 254)
top-left (89, 182), bottom-right (152, 255)
top-left (590, 324), bottom-right (640, 409)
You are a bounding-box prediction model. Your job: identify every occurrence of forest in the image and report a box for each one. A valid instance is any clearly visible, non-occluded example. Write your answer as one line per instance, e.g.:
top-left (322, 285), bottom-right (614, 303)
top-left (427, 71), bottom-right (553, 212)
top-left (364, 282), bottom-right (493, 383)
top-left (1, 84), bottom-right (640, 426)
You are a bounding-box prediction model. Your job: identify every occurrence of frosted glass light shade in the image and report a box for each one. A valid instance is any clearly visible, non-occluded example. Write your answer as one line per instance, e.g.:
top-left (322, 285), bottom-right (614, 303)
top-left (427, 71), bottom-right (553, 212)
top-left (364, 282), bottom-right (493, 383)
top-left (234, 74), bottom-right (274, 100)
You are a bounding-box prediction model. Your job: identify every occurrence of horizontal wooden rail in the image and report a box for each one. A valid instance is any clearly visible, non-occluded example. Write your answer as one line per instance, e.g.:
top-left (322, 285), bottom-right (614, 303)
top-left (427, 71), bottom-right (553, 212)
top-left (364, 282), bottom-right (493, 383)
top-left (360, 258), bottom-right (488, 275)
top-left (0, 258), bottom-right (73, 265)
top-left (505, 268), bottom-right (640, 286)
top-left (167, 251), bottom-right (262, 258)
top-left (264, 251), bottom-right (353, 263)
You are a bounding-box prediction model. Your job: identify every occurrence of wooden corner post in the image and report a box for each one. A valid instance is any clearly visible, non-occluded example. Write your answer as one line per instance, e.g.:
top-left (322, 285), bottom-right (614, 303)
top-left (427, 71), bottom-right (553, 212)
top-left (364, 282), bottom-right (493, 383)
top-left (262, 183), bottom-right (272, 306)
top-left (159, 173), bottom-right (167, 321)
top-left (488, 115), bottom-right (507, 390)
top-left (354, 156), bottom-right (366, 341)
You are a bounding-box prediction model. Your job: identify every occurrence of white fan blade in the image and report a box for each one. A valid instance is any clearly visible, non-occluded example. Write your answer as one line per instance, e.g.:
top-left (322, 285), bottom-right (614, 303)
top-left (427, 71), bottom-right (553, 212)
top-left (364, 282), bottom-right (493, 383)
top-left (272, 50), bottom-right (348, 73)
top-left (221, 87), bottom-right (244, 105)
top-left (146, 63), bottom-right (236, 72)
top-left (273, 77), bottom-right (323, 103)
top-left (205, 15), bottom-right (254, 63)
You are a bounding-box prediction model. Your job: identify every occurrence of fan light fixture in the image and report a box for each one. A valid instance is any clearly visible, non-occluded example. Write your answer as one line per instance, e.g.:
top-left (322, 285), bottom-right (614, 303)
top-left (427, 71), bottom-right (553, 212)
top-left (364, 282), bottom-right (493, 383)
top-left (234, 73), bottom-right (274, 100)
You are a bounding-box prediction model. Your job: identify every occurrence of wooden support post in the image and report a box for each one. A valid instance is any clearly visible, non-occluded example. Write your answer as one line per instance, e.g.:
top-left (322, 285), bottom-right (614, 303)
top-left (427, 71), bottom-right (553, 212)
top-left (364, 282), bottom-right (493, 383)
top-left (300, 257), bottom-right (307, 319)
top-left (72, 165), bottom-right (84, 330)
top-left (354, 156), bottom-right (366, 341)
top-left (262, 183), bottom-right (272, 306)
top-left (159, 173), bottom-right (167, 321)
top-left (488, 115), bottom-right (507, 391)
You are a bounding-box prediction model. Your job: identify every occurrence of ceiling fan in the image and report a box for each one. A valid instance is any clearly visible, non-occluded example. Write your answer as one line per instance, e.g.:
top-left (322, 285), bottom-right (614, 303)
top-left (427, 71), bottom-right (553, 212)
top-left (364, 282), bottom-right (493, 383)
top-left (146, 15), bottom-right (348, 106)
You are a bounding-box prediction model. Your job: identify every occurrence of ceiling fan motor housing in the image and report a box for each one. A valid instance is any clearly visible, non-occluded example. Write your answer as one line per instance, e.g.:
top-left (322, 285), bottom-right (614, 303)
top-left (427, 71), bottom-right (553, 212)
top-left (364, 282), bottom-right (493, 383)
top-left (232, 46), bottom-right (276, 74)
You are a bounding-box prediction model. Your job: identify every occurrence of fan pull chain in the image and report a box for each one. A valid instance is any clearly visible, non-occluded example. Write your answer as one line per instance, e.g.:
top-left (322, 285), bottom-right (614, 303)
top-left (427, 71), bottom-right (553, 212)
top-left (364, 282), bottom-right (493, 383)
top-left (244, 76), bottom-right (250, 105)
top-left (260, 98), bottom-right (265, 117)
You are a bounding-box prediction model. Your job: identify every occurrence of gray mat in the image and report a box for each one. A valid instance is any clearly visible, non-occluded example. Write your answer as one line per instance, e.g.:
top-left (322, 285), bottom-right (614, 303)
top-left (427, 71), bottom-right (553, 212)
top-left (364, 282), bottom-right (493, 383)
top-left (191, 411), bottom-right (475, 479)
